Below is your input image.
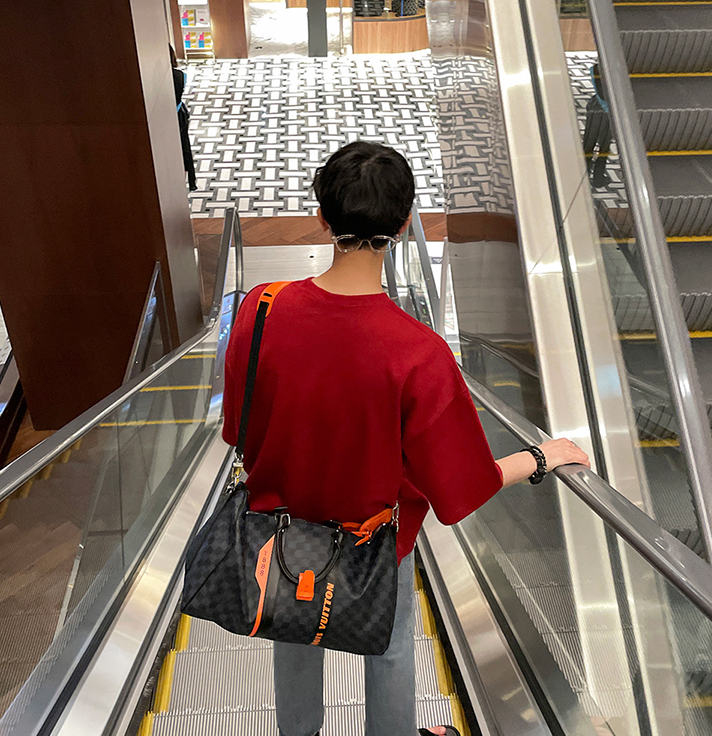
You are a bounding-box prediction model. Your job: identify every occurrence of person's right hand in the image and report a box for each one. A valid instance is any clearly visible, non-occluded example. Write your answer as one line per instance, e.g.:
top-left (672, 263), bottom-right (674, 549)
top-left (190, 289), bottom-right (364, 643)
top-left (538, 438), bottom-right (590, 472)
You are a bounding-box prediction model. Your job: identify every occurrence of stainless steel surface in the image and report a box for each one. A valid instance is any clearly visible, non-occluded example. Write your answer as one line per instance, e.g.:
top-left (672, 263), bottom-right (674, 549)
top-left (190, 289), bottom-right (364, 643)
top-left (49, 435), bottom-right (233, 736)
top-left (123, 262), bottom-right (171, 384)
top-left (521, 0), bottom-right (650, 512)
top-left (410, 204), bottom-right (441, 332)
top-left (383, 249), bottom-right (400, 303)
top-left (588, 0), bottom-right (712, 555)
top-left (0, 355), bottom-right (18, 418)
top-left (419, 514), bottom-right (554, 736)
top-left (485, 0), bottom-right (639, 729)
top-left (242, 244), bottom-right (333, 292)
top-left (463, 370), bottom-right (712, 622)
top-left (0, 208), bottom-right (240, 505)
top-left (521, 4), bottom-right (684, 731)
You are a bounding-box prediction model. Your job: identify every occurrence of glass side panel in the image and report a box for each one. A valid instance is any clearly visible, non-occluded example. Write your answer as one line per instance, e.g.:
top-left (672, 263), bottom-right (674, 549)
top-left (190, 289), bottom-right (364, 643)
top-left (556, 1), bottom-right (709, 557)
top-left (463, 398), bottom-right (712, 736)
top-left (0, 332), bottom-right (220, 728)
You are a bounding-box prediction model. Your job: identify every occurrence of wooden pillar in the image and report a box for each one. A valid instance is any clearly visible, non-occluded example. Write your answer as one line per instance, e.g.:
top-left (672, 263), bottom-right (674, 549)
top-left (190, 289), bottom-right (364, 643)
top-left (169, 0), bottom-right (186, 59)
top-left (210, 0), bottom-right (250, 58)
top-left (0, 0), bottom-right (203, 429)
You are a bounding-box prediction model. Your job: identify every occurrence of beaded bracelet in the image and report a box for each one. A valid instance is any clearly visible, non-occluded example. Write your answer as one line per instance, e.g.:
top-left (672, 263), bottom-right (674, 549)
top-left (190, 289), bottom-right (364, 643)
top-left (521, 446), bottom-right (547, 485)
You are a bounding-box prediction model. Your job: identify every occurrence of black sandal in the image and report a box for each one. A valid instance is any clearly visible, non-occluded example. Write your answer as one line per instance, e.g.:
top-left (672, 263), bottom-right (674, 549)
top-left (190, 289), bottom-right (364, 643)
top-left (419, 728), bottom-right (462, 736)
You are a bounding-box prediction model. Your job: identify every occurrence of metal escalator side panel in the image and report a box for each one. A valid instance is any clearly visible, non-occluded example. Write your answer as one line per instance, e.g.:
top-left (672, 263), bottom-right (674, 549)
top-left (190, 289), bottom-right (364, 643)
top-left (480, 0), bottom-right (657, 732)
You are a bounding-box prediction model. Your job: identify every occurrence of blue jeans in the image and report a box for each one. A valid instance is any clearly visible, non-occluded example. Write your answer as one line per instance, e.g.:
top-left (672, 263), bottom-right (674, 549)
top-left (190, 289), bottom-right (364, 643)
top-left (274, 553), bottom-right (417, 736)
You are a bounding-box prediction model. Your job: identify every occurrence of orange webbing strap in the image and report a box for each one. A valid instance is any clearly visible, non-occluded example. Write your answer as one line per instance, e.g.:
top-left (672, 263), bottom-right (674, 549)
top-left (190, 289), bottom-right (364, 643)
top-left (258, 281), bottom-right (292, 317)
top-left (342, 507), bottom-right (396, 546)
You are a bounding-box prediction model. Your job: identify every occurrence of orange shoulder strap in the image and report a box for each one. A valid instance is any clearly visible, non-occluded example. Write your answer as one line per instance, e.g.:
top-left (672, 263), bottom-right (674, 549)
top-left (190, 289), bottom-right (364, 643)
top-left (257, 281), bottom-right (291, 317)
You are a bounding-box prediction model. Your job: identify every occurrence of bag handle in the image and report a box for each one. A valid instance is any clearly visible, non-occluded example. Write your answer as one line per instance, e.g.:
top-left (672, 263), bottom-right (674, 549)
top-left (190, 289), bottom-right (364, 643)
top-left (275, 512), bottom-right (344, 584)
top-left (233, 282), bottom-right (291, 476)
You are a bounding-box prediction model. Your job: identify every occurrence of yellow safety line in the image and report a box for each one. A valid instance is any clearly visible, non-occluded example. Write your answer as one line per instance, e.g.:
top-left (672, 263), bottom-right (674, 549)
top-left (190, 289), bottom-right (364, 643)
top-left (602, 236), bottom-right (712, 243)
top-left (631, 72), bottom-right (712, 77)
top-left (615, 1), bottom-right (712, 5)
top-left (619, 331), bottom-right (712, 340)
top-left (416, 566), bottom-right (474, 734)
top-left (432, 638), bottom-right (455, 697)
top-left (418, 590), bottom-right (438, 639)
top-left (585, 150), bottom-right (712, 157)
top-left (493, 380), bottom-right (521, 388)
top-left (140, 385), bottom-right (210, 392)
top-left (414, 566), bottom-right (425, 592)
top-left (154, 649), bottom-right (177, 712)
top-left (449, 695), bottom-right (472, 736)
top-left (99, 419), bottom-right (206, 427)
top-left (649, 150), bottom-right (712, 156)
top-left (181, 353), bottom-right (216, 359)
top-left (175, 615), bottom-right (192, 652)
top-left (137, 712), bottom-right (155, 736)
top-left (641, 439), bottom-right (680, 448)
top-left (685, 694), bottom-right (712, 708)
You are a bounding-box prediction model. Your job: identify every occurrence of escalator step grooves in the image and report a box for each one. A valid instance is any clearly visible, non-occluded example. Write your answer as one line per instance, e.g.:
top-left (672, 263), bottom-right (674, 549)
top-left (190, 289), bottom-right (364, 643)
top-left (135, 563), bottom-right (470, 735)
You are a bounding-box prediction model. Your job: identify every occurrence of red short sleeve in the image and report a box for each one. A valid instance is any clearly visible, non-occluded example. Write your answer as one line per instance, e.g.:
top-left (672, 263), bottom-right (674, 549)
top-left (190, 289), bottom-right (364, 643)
top-left (401, 348), bottom-right (503, 524)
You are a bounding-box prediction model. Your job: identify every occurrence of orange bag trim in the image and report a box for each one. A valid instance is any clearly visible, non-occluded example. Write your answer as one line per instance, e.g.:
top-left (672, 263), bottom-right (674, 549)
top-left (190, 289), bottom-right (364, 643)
top-left (257, 281), bottom-right (291, 317)
top-left (249, 535), bottom-right (275, 636)
top-left (296, 570), bottom-right (316, 601)
top-left (342, 507), bottom-right (396, 546)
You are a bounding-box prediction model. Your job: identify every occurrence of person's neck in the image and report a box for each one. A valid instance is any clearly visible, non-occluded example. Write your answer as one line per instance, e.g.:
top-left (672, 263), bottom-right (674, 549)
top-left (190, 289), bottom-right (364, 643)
top-left (312, 249), bottom-right (385, 296)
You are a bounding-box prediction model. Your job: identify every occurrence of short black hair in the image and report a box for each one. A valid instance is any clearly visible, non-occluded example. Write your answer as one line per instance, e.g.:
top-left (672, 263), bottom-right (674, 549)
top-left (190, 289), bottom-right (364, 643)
top-left (313, 142), bottom-right (415, 238)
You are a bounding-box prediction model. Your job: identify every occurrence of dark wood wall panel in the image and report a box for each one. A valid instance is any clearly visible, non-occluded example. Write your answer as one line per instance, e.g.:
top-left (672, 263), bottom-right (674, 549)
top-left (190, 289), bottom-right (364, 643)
top-left (0, 0), bottom-right (202, 429)
top-left (210, 0), bottom-right (249, 58)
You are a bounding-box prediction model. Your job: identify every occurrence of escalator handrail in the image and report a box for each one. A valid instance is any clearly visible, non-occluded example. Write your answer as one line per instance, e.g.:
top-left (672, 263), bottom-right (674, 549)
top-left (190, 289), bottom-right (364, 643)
top-left (587, 0), bottom-right (712, 554)
top-left (410, 203), bottom-right (441, 330)
top-left (463, 370), bottom-right (712, 621)
top-left (0, 208), bottom-right (242, 505)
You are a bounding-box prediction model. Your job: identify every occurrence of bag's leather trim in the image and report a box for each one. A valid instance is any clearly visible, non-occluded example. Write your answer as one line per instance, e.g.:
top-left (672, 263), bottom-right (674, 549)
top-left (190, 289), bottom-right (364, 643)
top-left (249, 534), bottom-right (276, 636)
top-left (257, 281), bottom-right (291, 317)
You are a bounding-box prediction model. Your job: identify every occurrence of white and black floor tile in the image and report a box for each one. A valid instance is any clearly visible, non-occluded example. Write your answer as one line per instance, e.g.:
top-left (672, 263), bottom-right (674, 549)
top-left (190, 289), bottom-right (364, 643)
top-left (183, 52), bottom-right (444, 218)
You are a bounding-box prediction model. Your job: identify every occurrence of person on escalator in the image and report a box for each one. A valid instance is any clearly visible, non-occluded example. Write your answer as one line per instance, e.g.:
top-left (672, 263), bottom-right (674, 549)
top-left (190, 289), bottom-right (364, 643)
top-left (222, 141), bottom-right (590, 736)
top-left (583, 62), bottom-right (612, 189)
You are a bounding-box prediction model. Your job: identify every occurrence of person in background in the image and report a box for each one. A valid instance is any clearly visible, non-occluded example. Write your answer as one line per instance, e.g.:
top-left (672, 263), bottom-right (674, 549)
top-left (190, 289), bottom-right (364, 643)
top-left (170, 45), bottom-right (197, 192)
top-left (583, 62), bottom-right (612, 189)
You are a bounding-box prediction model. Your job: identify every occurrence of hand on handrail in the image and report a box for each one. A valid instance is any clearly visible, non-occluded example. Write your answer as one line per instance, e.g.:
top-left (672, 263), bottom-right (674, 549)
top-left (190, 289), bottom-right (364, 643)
top-left (496, 438), bottom-right (590, 488)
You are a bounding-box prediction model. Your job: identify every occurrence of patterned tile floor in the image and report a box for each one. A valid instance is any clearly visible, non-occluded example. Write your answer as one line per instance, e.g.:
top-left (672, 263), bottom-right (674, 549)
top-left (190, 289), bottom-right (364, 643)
top-left (183, 50), bottom-right (622, 220)
top-left (183, 51), bottom-right (443, 218)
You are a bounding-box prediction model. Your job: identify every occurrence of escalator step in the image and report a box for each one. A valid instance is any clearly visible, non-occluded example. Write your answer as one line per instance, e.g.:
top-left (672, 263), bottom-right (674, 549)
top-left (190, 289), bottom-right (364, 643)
top-left (632, 78), bottom-right (712, 150)
top-left (617, 6), bottom-right (712, 74)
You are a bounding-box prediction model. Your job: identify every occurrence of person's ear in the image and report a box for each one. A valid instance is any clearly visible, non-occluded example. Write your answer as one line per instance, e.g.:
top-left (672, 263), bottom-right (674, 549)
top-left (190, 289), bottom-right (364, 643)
top-left (397, 213), bottom-right (413, 236)
top-left (317, 208), bottom-right (330, 232)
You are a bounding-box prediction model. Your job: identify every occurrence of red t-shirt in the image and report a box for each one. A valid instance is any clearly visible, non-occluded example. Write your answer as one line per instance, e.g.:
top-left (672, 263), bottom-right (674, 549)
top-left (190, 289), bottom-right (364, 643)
top-left (222, 278), bottom-right (503, 562)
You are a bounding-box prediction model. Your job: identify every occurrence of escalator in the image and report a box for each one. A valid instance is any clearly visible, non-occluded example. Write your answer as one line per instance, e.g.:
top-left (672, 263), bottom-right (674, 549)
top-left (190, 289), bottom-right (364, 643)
top-left (592, 0), bottom-right (712, 554)
top-left (1, 5), bottom-right (712, 733)
top-left (0, 201), bottom-right (709, 736)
